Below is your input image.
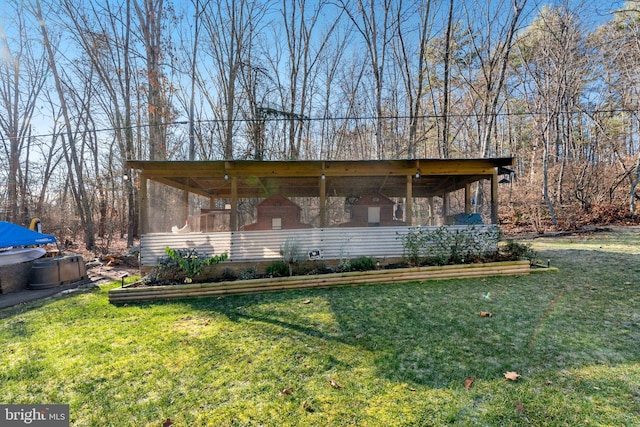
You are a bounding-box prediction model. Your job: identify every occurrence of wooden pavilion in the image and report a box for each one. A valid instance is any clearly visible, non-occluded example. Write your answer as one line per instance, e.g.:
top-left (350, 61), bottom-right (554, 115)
top-left (128, 158), bottom-right (515, 233)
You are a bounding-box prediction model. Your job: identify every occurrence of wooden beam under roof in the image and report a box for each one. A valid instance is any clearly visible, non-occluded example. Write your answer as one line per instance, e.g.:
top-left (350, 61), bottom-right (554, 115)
top-left (128, 158), bottom-right (513, 177)
top-left (127, 158), bottom-right (514, 200)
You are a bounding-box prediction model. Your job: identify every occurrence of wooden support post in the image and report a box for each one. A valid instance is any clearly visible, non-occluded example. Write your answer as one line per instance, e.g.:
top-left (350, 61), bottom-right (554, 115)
top-left (428, 197), bottom-right (435, 226)
top-left (319, 174), bottom-right (327, 228)
top-left (465, 183), bottom-right (472, 214)
top-left (406, 175), bottom-right (413, 226)
top-left (491, 171), bottom-right (499, 224)
top-left (442, 193), bottom-right (449, 222)
top-left (230, 176), bottom-right (238, 231)
top-left (140, 173), bottom-right (148, 234)
top-left (182, 185), bottom-right (189, 224)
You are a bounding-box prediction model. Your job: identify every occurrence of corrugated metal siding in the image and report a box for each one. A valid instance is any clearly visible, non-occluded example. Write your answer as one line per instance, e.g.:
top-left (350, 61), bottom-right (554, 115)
top-left (140, 225), bottom-right (499, 266)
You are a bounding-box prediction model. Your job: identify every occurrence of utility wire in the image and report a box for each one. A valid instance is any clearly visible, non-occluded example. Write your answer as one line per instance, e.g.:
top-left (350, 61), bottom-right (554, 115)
top-left (4, 107), bottom-right (638, 141)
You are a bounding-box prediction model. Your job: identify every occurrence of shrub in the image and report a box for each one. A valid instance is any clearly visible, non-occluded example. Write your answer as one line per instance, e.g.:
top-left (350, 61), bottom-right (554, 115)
top-left (280, 238), bottom-right (304, 276)
top-left (220, 268), bottom-right (237, 282)
top-left (156, 248), bottom-right (228, 283)
top-left (239, 267), bottom-right (259, 280)
top-left (398, 227), bottom-right (427, 266)
top-left (349, 256), bottom-right (377, 271)
top-left (501, 240), bottom-right (537, 263)
top-left (400, 225), bottom-right (500, 266)
top-left (337, 258), bottom-right (351, 272)
top-left (265, 261), bottom-right (289, 277)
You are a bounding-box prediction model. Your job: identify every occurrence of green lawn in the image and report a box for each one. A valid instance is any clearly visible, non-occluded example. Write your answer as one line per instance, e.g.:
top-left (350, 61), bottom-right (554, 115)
top-left (1, 230), bottom-right (639, 426)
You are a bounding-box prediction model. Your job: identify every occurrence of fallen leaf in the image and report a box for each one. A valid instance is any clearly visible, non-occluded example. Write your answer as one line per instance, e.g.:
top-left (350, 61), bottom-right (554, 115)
top-left (279, 387), bottom-right (293, 396)
top-left (516, 401), bottom-right (524, 415)
top-left (295, 354), bottom-right (304, 360)
top-left (408, 387), bottom-right (417, 392)
top-left (479, 311), bottom-right (493, 317)
top-left (302, 299), bottom-right (311, 304)
top-left (464, 377), bottom-right (475, 390)
top-left (162, 418), bottom-right (173, 427)
top-left (302, 400), bottom-right (314, 412)
top-left (504, 371), bottom-right (521, 381)
top-left (329, 379), bottom-right (344, 389)
top-left (203, 319), bottom-right (211, 326)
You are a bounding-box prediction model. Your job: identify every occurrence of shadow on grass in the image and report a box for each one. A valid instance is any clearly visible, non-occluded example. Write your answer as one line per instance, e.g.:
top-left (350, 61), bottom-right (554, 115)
top-left (123, 247), bottom-right (640, 389)
top-left (0, 285), bottom-right (101, 322)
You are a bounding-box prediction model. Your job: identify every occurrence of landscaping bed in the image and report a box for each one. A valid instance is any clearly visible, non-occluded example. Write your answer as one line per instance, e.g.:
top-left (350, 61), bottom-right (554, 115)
top-left (108, 260), bottom-right (531, 303)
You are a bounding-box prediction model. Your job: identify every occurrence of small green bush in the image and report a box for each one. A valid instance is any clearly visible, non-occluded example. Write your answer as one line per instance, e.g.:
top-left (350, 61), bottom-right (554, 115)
top-left (280, 238), bottom-right (304, 276)
top-left (399, 227), bottom-right (426, 266)
top-left (265, 261), bottom-right (289, 277)
top-left (349, 256), bottom-right (377, 271)
top-left (501, 240), bottom-right (537, 262)
top-left (220, 268), bottom-right (237, 281)
top-left (337, 258), bottom-right (351, 272)
top-left (239, 267), bottom-right (259, 280)
top-left (156, 247), bottom-right (228, 283)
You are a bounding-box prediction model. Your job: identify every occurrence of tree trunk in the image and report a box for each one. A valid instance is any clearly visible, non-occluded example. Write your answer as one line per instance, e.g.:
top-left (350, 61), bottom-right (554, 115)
top-left (542, 132), bottom-right (558, 225)
top-left (441, 0), bottom-right (454, 158)
top-left (33, 0), bottom-right (96, 249)
top-left (630, 152), bottom-right (640, 215)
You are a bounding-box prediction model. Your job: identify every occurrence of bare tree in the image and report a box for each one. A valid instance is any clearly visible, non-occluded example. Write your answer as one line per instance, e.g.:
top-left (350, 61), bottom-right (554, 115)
top-left (60, 0), bottom-right (141, 245)
top-left (134, 0), bottom-right (170, 161)
top-left (460, 0), bottom-right (527, 158)
top-left (391, 0), bottom-right (434, 159)
top-left (199, 0), bottom-right (267, 160)
top-left (316, 27), bottom-right (352, 159)
top-left (28, 0), bottom-right (97, 248)
top-left (597, 4), bottom-right (640, 213)
top-left (441, 0), bottom-right (455, 158)
top-left (34, 92), bottom-right (65, 219)
top-left (275, 0), bottom-right (341, 159)
top-left (0, 1), bottom-right (49, 224)
top-left (341, 0), bottom-right (394, 159)
top-left (512, 5), bottom-right (588, 224)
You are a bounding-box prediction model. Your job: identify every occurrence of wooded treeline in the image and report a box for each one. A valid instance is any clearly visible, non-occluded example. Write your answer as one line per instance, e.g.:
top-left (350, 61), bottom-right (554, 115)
top-left (1, 0), bottom-right (639, 250)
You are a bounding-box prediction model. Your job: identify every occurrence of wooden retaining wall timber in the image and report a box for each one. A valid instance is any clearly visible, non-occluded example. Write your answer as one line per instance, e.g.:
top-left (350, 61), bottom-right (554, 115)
top-left (108, 260), bottom-right (530, 303)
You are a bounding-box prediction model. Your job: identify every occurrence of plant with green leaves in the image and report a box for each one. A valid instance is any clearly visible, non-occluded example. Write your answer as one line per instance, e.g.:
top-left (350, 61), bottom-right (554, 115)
top-left (265, 261), bottom-right (289, 277)
top-left (159, 247), bottom-right (228, 283)
top-left (501, 240), bottom-right (538, 263)
top-left (398, 227), bottom-right (427, 266)
top-left (280, 238), bottom-right (304, 276)
top-left (400, 225), bottom-right (500, 265)
top-left (349, 256), bottom-right (377, 271)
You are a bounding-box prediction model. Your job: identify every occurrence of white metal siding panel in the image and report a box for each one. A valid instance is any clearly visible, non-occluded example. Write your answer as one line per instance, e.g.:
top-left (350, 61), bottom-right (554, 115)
top-left (140, 225), bottom-right (499, 266)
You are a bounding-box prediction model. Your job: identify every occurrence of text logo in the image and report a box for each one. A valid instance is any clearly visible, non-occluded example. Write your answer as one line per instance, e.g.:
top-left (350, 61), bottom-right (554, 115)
top-left (1, 405), bottom-right (69, 427)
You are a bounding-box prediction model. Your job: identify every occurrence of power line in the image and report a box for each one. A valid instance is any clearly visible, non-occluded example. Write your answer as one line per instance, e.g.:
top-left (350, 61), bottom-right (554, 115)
top-left (4, 107), bottom-right (638, 141)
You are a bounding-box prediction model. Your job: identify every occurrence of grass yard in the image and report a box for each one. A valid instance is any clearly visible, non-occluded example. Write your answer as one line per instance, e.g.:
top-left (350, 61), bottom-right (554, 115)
top-left (1, 229), bottom-right (639, 426)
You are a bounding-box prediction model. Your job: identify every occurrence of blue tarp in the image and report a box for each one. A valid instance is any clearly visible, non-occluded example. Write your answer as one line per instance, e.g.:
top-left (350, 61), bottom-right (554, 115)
top-left (0, 221), bottom-right (57, 249)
